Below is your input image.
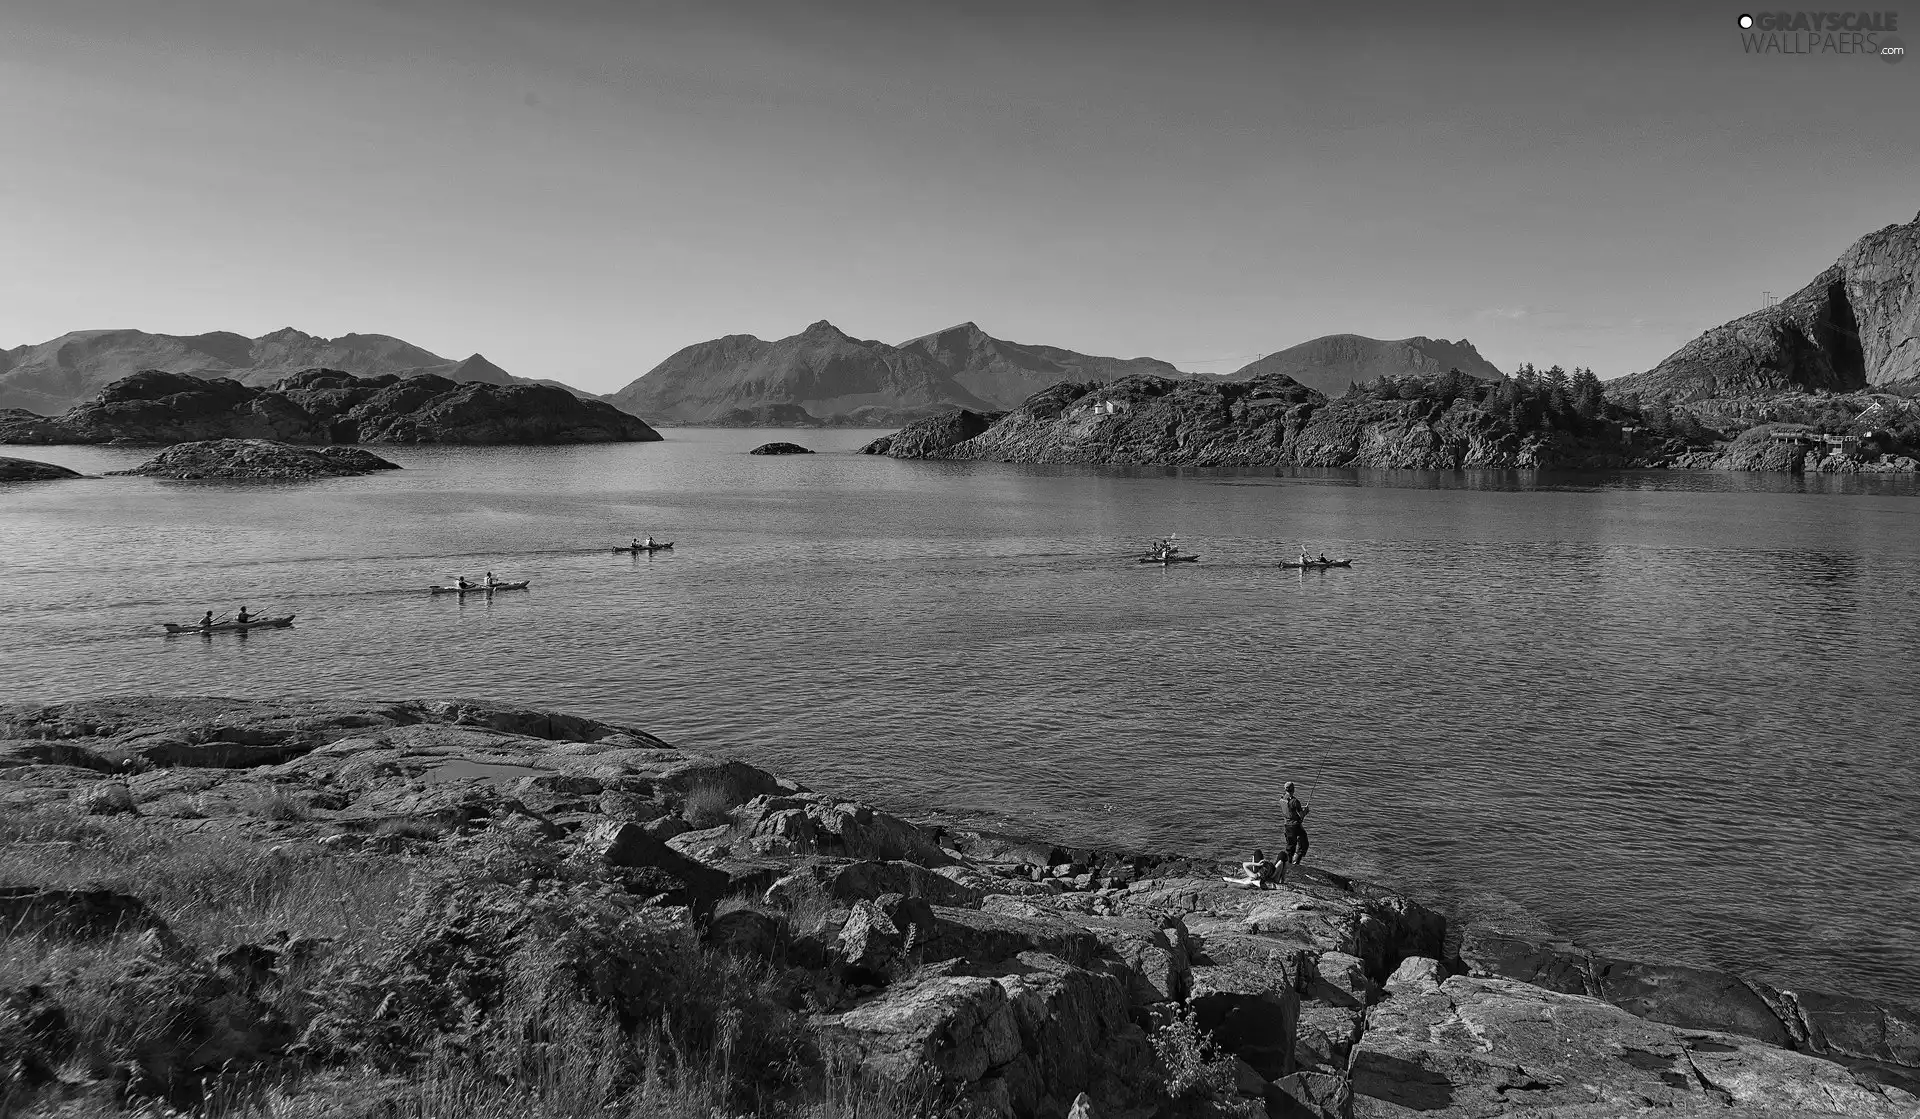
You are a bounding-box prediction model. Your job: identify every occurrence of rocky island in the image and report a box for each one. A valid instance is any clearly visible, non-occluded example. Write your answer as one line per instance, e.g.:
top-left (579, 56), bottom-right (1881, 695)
top-left (0, 369), bottom-right (661, 447)
top-left (1, 696), bottom-right (1913, 1118)
top-left (0, 456), bottom-right (84, 482)
top-left (749, 441), bottom-right (814, 455)
top-left (105, 439), bottom-right (403, 480)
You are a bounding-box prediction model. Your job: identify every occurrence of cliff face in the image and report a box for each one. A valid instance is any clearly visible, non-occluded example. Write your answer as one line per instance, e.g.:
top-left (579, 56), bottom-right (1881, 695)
top-left (1227, 334), bottom-right (1504, 397)
top-left (0, 327), bottom-right (594, 415)
top-left (884, 375), bottom-right (1648, 469)
top-left (1611, 211), bottom-right (1920, 404)
top-left (0, 369), bottom-right (660, 446)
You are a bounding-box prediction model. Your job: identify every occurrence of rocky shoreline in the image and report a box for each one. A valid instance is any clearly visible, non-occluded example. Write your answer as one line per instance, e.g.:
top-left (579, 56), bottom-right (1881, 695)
top-left (1, 697), bottom-right (1914, 1118)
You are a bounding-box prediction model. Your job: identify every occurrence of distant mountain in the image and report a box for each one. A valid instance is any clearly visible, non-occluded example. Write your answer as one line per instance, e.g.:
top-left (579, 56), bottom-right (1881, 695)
top-left (897, 322), bottom-right (1191, 409)
top-left (607, 320), bottom-right (994, 424)
top-left (1225, 335), bottom-right (1505, 396)
top-left (608, 320), bottom-right (1203, 424)
top-left (0, 327), bottom-right (594, 415)
top-left (0, 368), bottom-right (658, 446)
top-left (1608, 211), bottom-right (1920, 404)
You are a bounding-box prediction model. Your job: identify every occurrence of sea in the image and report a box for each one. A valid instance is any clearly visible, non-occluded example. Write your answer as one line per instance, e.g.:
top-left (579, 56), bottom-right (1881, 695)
top-left (4, 428), bottom-right (1918, 1006)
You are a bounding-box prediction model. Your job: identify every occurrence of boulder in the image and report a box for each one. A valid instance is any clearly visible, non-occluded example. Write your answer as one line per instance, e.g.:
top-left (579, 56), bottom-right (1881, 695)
top-left (815, 952), bottom-right (1156, 1119)
top-left (922, 904), bottom-right (1101, 968)
top-left (1383, 955), bottom-right (1444, 996)
top-left (0, 456), bottom-right (84, 481)
top-left (1293, 1004), bottom-right (1363, 1071)
top-left (1351, 975), bottom-right (1910, 1117)
top-left (748, 441), bottom-right (813, 455)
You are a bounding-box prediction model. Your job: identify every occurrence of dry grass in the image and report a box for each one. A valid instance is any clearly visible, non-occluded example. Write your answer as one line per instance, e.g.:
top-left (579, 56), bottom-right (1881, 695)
top-left (245, 788), bottom-right (308, 823)
top-left (0, 806), bottom-right (413, 949)
top-left (680, 781), bottom-right (737, 830)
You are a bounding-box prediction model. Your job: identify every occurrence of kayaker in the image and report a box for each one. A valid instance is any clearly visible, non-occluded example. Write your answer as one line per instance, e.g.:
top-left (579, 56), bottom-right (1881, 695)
top-left (200, 611), bottom-right (214, 629)
top-left (643, 535), bottom-right (655, 548)
top-left (1298, 546), bottom-right (1310, 565)
top-left (1318, 553), bottom-right (1329, 565)
top-left (484, 570), bottom-right (495, 588)
top-left (1279, 781), bottom-right (1310, 879)
top-left (631, 537), bottom-right (640, 549)
top-left (236, 607), bottom-right (251, 625)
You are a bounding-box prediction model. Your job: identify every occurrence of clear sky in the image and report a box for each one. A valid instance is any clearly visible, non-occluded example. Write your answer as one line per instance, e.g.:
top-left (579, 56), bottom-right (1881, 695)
top-left (3, 0), bottom-right (1914, 391)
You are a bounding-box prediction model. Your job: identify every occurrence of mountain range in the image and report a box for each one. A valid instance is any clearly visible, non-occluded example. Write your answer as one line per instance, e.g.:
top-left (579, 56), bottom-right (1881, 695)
top-left (0, 328), bottom-right (580, 416)
top-left (606, 322), bottom-right (1503, 424)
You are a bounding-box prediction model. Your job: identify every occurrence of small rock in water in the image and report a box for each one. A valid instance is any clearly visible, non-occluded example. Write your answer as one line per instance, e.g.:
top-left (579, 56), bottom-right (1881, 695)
top-left (748, 441), bottom-right (814, 455)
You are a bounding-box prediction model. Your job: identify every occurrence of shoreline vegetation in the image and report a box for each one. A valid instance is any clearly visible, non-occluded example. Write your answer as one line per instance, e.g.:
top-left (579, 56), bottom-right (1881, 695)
top-left (859, 367), bottom-right (1920, 474)
top-left (2, 697), bottom-right (1915, 1118)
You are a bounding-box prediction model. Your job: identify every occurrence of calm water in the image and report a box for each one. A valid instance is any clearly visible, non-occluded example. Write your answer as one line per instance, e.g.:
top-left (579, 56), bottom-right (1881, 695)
top-left (4, 431), bottom-right (1919, 1005)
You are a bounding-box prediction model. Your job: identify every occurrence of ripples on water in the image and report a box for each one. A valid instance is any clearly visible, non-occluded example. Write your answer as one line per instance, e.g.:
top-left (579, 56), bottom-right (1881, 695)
top-left (4, 432), bottom-right (1918, 1004)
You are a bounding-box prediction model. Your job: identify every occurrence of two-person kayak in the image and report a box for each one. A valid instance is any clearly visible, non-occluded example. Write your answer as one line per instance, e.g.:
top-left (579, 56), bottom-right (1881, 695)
top-left (1280, 559), bottom-right (1353, 569)
top-left (429, 581), bottom-right (530, 594)
top-left (162, 615), bottom-right (295, 634)
top-left (612, 542), bottom-right (673, 553)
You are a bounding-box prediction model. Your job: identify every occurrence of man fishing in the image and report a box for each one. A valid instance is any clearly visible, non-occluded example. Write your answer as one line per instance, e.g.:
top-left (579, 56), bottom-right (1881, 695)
top-left (1279, 781), bottom-right (1310, 880)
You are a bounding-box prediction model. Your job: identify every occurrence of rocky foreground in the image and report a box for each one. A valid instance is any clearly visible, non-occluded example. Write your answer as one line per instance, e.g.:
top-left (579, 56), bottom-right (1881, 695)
top-left (0, 698), bottom-right (1915, 1118)
top-left (0, 369), bottom-right (660, 446)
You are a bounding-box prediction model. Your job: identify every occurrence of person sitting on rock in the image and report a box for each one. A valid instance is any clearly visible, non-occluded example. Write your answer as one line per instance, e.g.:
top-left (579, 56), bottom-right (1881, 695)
top-left (1243, 848), bottom-right (1278, 889)
top-left (236, 606), bottom-right (251, 624)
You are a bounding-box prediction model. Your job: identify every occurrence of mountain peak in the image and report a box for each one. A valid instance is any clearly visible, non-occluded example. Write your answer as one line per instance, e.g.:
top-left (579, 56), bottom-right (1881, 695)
top-left (257, 327), bottom-right (316, 343)
top-left (802, 320), bottom-right (848, 338)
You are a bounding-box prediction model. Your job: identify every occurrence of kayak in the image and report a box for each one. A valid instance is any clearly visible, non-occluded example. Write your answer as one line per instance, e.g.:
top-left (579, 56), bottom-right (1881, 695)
top-left (1280, 560), bottom-right (1353, 569)
top-left (1139, 554), bottom-right (1200, 564)
top-left (163, 615), bottom-right (295, 634)
top-left (612, 542), bottom-right (674, 553)
top-left (429, 581), bottom-right (530, 594)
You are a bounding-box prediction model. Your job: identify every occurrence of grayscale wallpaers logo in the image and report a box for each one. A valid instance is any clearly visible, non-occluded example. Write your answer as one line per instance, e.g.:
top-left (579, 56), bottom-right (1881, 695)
top-left (1737, 11), bottom-right (1905, 61)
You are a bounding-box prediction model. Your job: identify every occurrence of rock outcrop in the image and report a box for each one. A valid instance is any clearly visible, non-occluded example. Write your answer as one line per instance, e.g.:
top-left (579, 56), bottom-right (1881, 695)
top-left (1610, 210), bottom-right (1920, 403)
top-left (1, 695), bottom-right (1912, 1118)
top-left (1353, 974), bottom-right (1911, 1117)
top-left (0, 326), bottom-right (595, 415)
top-left (0, 369), bottom-right (660, 446)
top-left (104, 439), bottom-right (402, 480)
top-left (0, 456), bottom-right (84, 481)
top-left (871, 376), bottom-right (1650, 469)
top-left (748, 441), bottom-right (813, 455)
